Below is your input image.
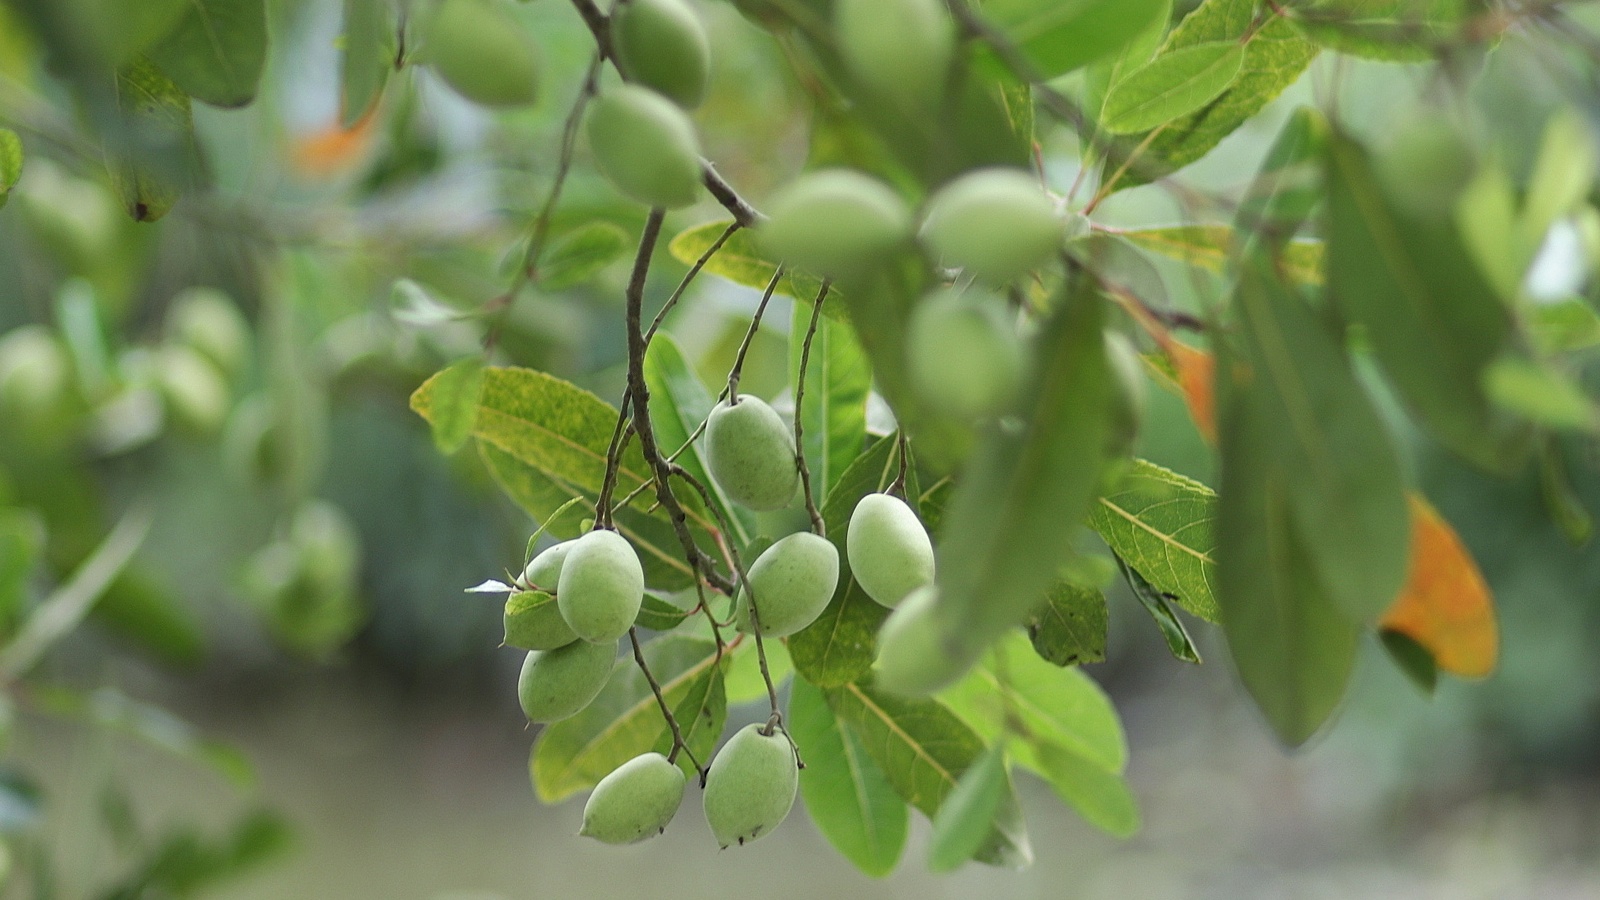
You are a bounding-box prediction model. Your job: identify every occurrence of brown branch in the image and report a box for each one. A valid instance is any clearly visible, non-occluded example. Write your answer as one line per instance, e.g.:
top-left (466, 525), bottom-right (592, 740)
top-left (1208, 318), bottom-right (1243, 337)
top-left (792, 281), bottom-right (831, 536)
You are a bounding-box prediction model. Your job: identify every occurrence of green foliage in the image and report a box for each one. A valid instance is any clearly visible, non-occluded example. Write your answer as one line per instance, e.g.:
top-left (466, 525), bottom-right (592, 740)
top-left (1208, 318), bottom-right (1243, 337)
top-left (1089, 458), bottom-right (1220, 623)
top-left (147, 0), bottom-right (267, 108)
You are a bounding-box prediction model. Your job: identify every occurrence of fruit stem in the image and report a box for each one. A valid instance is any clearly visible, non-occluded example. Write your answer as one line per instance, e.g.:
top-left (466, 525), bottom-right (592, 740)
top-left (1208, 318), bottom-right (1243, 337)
top-left (724, 266), bottom-right (784, 403)
top-left (887, 431), bottom-right (911, 499)
top-left (792, 280), bottom-right (831, 537)
top-left (629, 627), bottom-right (701, 773)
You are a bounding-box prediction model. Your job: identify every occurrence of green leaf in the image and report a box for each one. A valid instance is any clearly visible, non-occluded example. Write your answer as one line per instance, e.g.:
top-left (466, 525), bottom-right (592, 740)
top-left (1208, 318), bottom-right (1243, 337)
top-left (0, 128), bottom-right (20, 209)
top-left (412, 366), bottom-right (717, 534)
top-left (1538, 438), bottom-right (1593, 546)
top-left (724, 636), bottom-right (792, 704)
top-left (636, 594), bottom-right (693, 631)
top-left (477, 443), bottom-right (698, 589)
top-left (110, 58), bottom-right (194, 222)
top-left (927, 744), bottom-right (1007, 872)
top-left (983, 0), bottom-right (1170, 78)
top-left (939, 632), bottom-right (1128, 773)
top-left (1030, 741), bottom-right (1140, 837)
top-left (426, 355), bottom-right (486, 454)
top-left (1380, 628), bottom-right (1438, 695)
top-left (0, 510), bottom-right (44, 633)
top-left (643, 334), bottom-right (752, 546)
top-left (1102, 41), bottom-right (1245, 135)
top-left (340, 0), bottom-right (394, 124)
top-left (1089, 458), bottom-right (1220, 623)
top-left (1289, 0), bottom-right (1468, 61)
top-left (1523, 112), bottom-right (1598, 248)
top-left (1483, 357), bottom-right (1599, 433)
top-left (503, 590), bottom-right (557, 648)
top-left (650, 657), bottom-right (726, 778)
top-left (1231, 254), bottom-right (1411, 623)
top-left (1326, 130), bottom-right (1533, 472)
top-left (787, 434), bottom-right (913, 687)
top-left (1116, 554), bottom-right (1201, 664)
top-left (531, 634), bottom-right (719, 802)
top-left (148, 0), bottom-right (268, 108)
top-left (826, 682), bottom-right (1033, 869)
top-left (1108, 0), bottom-right (1318, 191)
top-left (1083, 0), bottom-right (1173, 121)
top-left (1120, 226), bottom-right (1323, 285)
top-left (789, 678), bottom-right (907, 878)
top-left (1027, 581), bottom-right (1107, 667)
top-left (538, 222), bottom-right (631, 291)
top-left (668, 221), bottom-right (839, 317)
top-left (1530, 299), bottom-right (1600, 355)
top-left (931, 281), bottom-right (1121, 670)
top-left (789, 294), bottom-right (870, 501)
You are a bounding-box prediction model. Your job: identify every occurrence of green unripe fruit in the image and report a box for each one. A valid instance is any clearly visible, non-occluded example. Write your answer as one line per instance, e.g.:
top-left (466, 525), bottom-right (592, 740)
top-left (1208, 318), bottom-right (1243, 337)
top-left (522, 541), bottom-right (572, 591)
top-left (587, 85), bottom-right (703, 209)
top-left (921, 168), bottom-right (1063, 284)
top-left (580, 752), bottom-right (687, 844)
top-left (906, 288), bottom-right (1025, 419)
top-left (757, 170), bottom-right (912, 278)
top-left (733, 532), bottom-right (840, 637)
top-left (613, 0), bottom-right (711, 109)
top-left (705, 395), bottom-right (799, 511)
top-left (504, 591), bottom-right (579, 651)
top-left (154, 344), bottom-right (229, 434)
top-left (834, 0), bottom-right (954, 112)
top-left (167, 287), bottom-right (250, 380)
top-left (872, 586), bottom-right (980, 696)
top-left (846, 493), bottom-right (933, 608)
top-left (557, 530), bottom-right (645, 643)
top-left (517, 641), bottom-right (615, 723)
top-left (423, 0), bottom-right (541, 108)
top-left (702, 723), bottom-right (798, 848)
top-left (0, 326), bottom-right (73, 424)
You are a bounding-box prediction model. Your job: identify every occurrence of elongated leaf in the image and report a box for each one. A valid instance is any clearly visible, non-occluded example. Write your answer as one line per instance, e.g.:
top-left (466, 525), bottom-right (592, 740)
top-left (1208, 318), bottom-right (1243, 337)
top-left (412, 366), bottom-right (717, 534)
top-left (1103, 41), bottom-right (1245, 135)
top-left (650, 658), bottom-right (727, 777)
top-left (149, 0), bottom-right (268, 108)
top-left (1483, 357), bottom-right (1599, 433)
top-left (790, 297), bottom-right (870, 502)
top-left (928, 745), bottom-right (1007, 872)
top-left (788, 435), bottom-right (912, 687)
top-left (531, 635), bottom-right (719, 802)
top-left (340, 0), bottom-right (393, 123)
top-left (0, 128), bottom-right (20, 209)
top-left (1379, 493), bottom-right (1497, 678)
top-left (1090, 458), bottom-right (1220, 623)
top-left (539, 222), bottom-right (631, 291)
top-left (724, 636), bottom-right (792, 704)
top-left (1116, 554), bottom-right (1202, 663)
top-left (826, 682), bottom-right (1032, 869)
top-left (931, 282), bottom-right (1120, 673)
top-left (1028, 582), bottom-right (1107, 667)
top-left (1108, 0), bottom-right (1318, 191)
top-left (1326, 130), bottom-right (1533, 472)
top-left (1121, 225), bottom-right (1323, 285)
top-left (984, 0), bottom-right (1170, 78)
top-left (668, 221), bottom-right (839, 317)
top-left (478, 444), bottom-right (697, 589)
top-left (643, 334), bottom-right (752, 546)
top-left (635, 594), bottom-right (693, 631)
top-left (1238, 255), bottom-right (1411, 623)
top-left (110, 58), bottom-right (194, 222)
top-left (1290, 0), bottom-right (1468, 61)
top-left (790, 678), bottom-right (907, 878)
top-left (426, 356), bottom-right (485, 454)
top-left (1031, 741), bottom-right (1140, 837)
top-left (0, 510), bottom-right (44, 632)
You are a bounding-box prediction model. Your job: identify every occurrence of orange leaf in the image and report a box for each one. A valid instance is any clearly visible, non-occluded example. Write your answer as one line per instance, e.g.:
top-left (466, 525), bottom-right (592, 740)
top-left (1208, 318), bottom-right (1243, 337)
top-left (1167, 341), bottom-right (1216, 445)
top-left (1380, 494), bottom-right (1498, 679)
top-left (290, 106), bottom-right (379, 178)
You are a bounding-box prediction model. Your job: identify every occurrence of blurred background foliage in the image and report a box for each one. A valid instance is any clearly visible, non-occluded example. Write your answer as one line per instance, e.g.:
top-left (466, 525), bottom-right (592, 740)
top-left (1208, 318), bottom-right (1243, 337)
top-left (0, 0), bottom-right (1597, 896)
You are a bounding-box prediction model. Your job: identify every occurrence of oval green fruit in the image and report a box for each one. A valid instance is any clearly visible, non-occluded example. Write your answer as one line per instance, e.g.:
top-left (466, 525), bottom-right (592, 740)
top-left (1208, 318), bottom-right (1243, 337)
top-left (872, 585), bottom-right (979, 696)
top-left (757, 169), bottom-right (911, 278)
top-left (834, 0), bottom-right (953, 112)
top-left (922, 168), bottom-right (1063, 284)
top-left (424, 0), bottom-right (541, 108)
top-left (0, 326), bottom-right (72, 424)
top-left (613, 0), bottom-right (711, 109)
top-left (557, 529), bottom-right (645, 643)
top-left (702, 723), bottom-right (798, 848)
top-left (517, 640), bottom-right (615, 723)
top-left (705, 395), bottom-right (798, 511)
top-left (504, 591), bottom-right (579, 651)
top-left (580, 752), bottom-right (687, 844)
top-left (733, 532), bottom-right (840, 637)
top-left (521, 541), bottom-right (572, 591)
top-left (906, 288), bottom-right (1025, 419)
top-left (167, 287), bottom-right (250, 379)
top-left (587, 85), bottom-right (702, 209)
top-left (846, 493), bottom-right (933, 608)
top-left (154, 344), bottom-right (229, 434)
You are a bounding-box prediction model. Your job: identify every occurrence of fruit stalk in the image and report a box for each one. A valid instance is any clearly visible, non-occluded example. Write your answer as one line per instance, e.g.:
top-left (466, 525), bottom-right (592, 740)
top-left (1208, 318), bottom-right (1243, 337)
top-left (791, 280), bottom-right (831, 536)
top-left (629, 627), bottom-right (700, 773)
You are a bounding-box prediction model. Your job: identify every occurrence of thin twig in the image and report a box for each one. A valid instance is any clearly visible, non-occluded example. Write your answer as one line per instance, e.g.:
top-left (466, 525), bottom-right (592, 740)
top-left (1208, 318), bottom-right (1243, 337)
top-left (594, 418), bottom-right (635, 528)
top-left (887, 432), bottom-right (911, 500)
top-left (726, 268), bottom-right (785, 401)
top-left (645, 221), bottom-right (742, 344)
top-left (792, 281), bottom-right (831, 536)
top-left (629, 628), bottom-right (702, 773)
